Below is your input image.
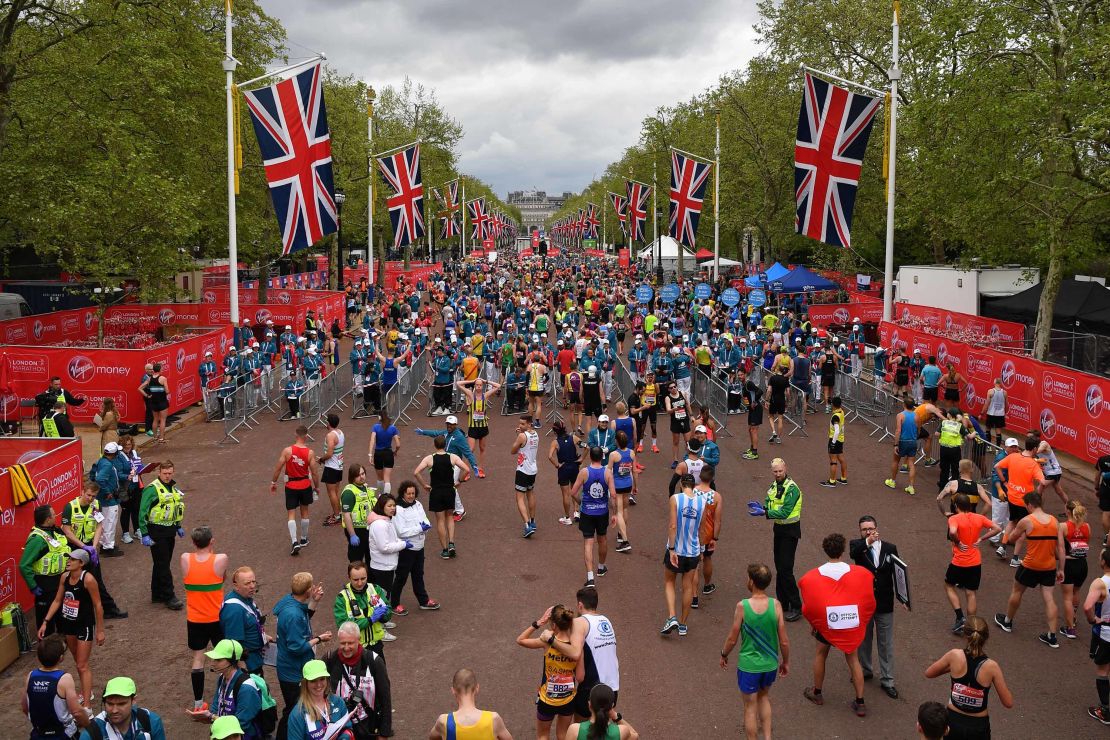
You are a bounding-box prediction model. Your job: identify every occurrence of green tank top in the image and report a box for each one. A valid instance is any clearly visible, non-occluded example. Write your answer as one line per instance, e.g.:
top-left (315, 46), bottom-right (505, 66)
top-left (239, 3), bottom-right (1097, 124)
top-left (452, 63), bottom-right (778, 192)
top-left (577, 720), bottom-right (620, 740)
top-left (738, 598), bottom-right (780, 673)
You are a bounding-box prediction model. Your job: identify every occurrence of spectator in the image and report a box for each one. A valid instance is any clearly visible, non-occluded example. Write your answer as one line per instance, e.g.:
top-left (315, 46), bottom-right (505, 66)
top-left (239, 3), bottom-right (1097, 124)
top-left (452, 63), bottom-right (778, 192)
top-left (96, 397), bottom-right (120, 448)
top-left (323, 621), bottom-right (393, 738)
top-left (274, 572), bottom-right (331, 740)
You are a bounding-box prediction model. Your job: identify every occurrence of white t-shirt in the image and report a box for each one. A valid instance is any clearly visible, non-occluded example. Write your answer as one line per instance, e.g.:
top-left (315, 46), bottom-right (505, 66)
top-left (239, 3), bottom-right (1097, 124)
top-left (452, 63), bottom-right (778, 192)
top-left (516, 430), bottom-right (539, 475)
top-left (582, 613), bottom-right (620, 691)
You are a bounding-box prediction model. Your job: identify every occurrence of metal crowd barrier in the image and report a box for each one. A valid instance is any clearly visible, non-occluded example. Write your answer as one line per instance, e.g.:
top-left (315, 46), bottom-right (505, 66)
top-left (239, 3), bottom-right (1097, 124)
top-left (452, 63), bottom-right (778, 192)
top-left (691, 361), bottom-right (732, 437)
top-left (613, 357), bottom-right (635, 407)
top-left (784, 382), bottom-right (808, 437)
top-left (544, 367), bottom-right (563, 430)
top-left (219, 382), bottom-right (248, 444)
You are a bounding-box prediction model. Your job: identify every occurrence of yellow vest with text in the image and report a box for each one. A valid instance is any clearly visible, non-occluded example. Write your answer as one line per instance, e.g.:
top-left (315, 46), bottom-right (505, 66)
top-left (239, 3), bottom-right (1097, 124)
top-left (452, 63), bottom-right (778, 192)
top-left (29, 527), bottom-right (68, 576)
top-left (343, 484), bottom-right (376, 529)
top-left (939, 419), bottom-right (963, 448)
top-left (42, 412), bottom-right (61, 438)
top-left (766, 478), bottom-right (802, 524)
top-left (148, 479), bottom-right (184, 526)
top-left (66, 499), bottom-right (101, 543)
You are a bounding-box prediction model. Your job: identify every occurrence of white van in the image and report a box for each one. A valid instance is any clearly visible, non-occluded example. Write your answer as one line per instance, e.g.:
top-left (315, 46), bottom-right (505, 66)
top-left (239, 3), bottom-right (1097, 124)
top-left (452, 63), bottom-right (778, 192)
top-left (0, 293), bottom-right (32, 320)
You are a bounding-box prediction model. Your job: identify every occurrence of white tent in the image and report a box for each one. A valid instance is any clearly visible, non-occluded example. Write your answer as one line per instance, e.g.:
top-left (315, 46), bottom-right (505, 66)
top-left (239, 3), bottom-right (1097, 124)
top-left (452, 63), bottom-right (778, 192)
top-left (698, 255), bottom-right (742, 267)
top-left (637, 236), bottom-right (698, 274)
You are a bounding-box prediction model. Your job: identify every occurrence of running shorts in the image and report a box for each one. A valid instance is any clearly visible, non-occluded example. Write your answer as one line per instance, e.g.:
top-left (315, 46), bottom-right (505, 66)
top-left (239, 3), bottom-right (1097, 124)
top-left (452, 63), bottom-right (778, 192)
top-left (285, 487), bottom-right (313, 510)
top-left (187, 620), bottom-right (223, 651)
top-left (557, 465), bottom-right (580, 487)
top-left (1101, 489), bottom-right (1110, 513)
top-left (515, 471), bottom-right (537, 491)
top-left (768, 399), bottom-right (786, 416)
top-left (944, 563), bottom-right (982, 591)
top-left (579, 513), bottom-right (609, 538)
top-left (670, 417), bottom-right (690, 435)
top-left (828, 440), bottom-right (844, 455)
top-left (428, 487), bottom-right (455, 513)
top-left (663, 549), bottom-right (700, 574)
top-left (1015, 565), bottom-right (1055, 589)
top-left (923, 386), bottom-right (939, 402)
top-left (1063, 558), bottom-right (1088, 587)
top-left (986, 414), bottom-right (1005, 429)
top-left (58, 621), bottom-right (94, 642)
top-left (535, 696), bottom-right (575, 721)
top-left (1007, 503), bottom-right (1028, 523)
top-left (1091, 635), bottom-right (1110, 666)
top-left (467, 425), bottom-right (489, 440)
top-left (372, 448), bottom-right (394, 470)
top-left (737, 668), bottom-right (777, 695)
top-left (321, 467), bottom-right (342, 485)
top-left (748, 408), bottom-right (763, 427)
top-left (897, 440), bottom-right (917, 458)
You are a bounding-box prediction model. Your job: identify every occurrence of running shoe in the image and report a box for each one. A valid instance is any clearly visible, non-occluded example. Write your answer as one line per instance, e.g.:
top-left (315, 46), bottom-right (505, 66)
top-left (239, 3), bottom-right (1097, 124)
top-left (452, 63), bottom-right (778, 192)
top-left (905, 486), bottom-right (915, 496)
top-left (993, 614), bottom-right (1013, 633)
top-left (1009, 558), bottom-right (1021, 568)
top-left (523, 523), bottom-right (536, 538)
top-left (660, 616), bottom-right (678, 635)
top-left (453, 511), bottom-right (466, 523)
top-left (951, 616), bottom-right (966, 635)
top-left (420, 600), bottom-right (441, 610)
top-left (899, 464), bottom-right (909, 473)
top-left (558, 516), bottom-right (573, 526)
top-left (690, 596), bottom-right (699, 609)
top-left (290, 542), bottom-right (301, 556)
top-left (743, 450), bottom-right (759, 460)
top-left (440, 548), bottom-right (450, 559)
top-left (1061, 626), bottom-right (1078, 640)
top-left (1088, 706), bottom-right (1110, 725)
top-left (635, 442), bottom-right (643, 453)
top-left (321, 515), bottom-right (336, 527)
top-left (702, 583), bottom-right (717, 595)
top-left (769, 434), bottom-right (780, 444)
top-left (677, 623), bottom-right (688, 636)
top-left (584, 577), bottom-right (596, 589)
top-left (634, 463), bottom-right (645, 472)
top-left (299, 538), bottom-right (309, 548)
top-left (839, 479), bottom-right (849, 486)
top-left (819, 480), bottom-right (838, 488)
top-left (573, 511), bottom-right (580, 521)
top-left (803, 687), bottom-right (824, 706)
top-left (390, 607), bottom-right (405, 618)
top-left (533, 419), bottom-right (541, 429)
top-left (615, 540), bottom-right (632, 553)
top-left (883, 479), bottom-right (896, 489)
top-left (166, 597), bottom-right (184, 611)
top-left (995, 545), bottom-right (1008, 560)
top-left (380, 630), bottom-right (398, 642)
top-left (477, 468), bottom-right (486, 479)
top-left (824, 405), bottom-right (831, 413)
top-left (652, 444), bottom-right (660, 453)
top-left (851, 699), bottom-right (867, 717)
top-left (670, 460), bottom-right (678, 470)
top-left (597, 564), bottom-right (608, 577)
top-left (1038, 632), bottom-right (1060, 649)
top-left (121, 532), bottom-right (133, 544)
top-left (923, 457), bottom-right (939, 467)
top-left (448, 543), bottom-right (457, 558)
top-left (629, 494), bottom-right (637, 505)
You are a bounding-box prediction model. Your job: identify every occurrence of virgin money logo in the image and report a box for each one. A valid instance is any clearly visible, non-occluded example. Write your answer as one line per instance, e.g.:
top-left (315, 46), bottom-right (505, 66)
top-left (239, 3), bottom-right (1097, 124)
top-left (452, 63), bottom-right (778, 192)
top-left (944, 314), bottom-right (953, 332)
top-left (67, 355), bottom-right (96, 383)
top-left (203, 291), bottom-right (217, 303)
top-left (176, 348), bottom-right (186, 372)
top-left (84, 311), bottom-right (95, 330)
top-left (219, 335), bottom-right (229, 354)
top-left (999, 360), bottom-right (1033, 389)
top-left (937, 343), bottom-right (949, 366)
top-left (833, 307), bottom-right (850, 323)
top-left (32, 320), bottom-right (44, 340)
top-left (964, 382), bottom-right (978, 407)
top-left (277, 292), bottom-right (292, 305)
top-left (989, 325), bottom-right (1001, 340)
top-left (1041, 371), bottom-right (1077, 409)
top-left (1007, 397), bottom-right (1031, 425)
top-left (901, 307), bottom-right (910, 321)
top-left (1088, 426), bottom-right (1110, 457)
top-left (1086, 384), bottom-right (1105, 419)
top-left (1039, 408), bottom-right (1057, 439)
top-left (890, 330), bottom-right (903, 349)
top-left (255, 309), bottom-right (273, 324)
top-left (158, 308), bottom-right (175, 325)
top-left (4, 325), bottom-right (26, 342)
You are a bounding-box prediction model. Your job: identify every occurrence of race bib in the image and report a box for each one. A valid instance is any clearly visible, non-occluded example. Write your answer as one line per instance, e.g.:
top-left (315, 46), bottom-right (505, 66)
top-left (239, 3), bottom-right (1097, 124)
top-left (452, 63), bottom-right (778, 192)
top-left (674, 408), bottom-right (686, 420)
top-left (93, 512), bottom-right (105, 523)
top-left (545, 671), bottom-right (575, 700)
top-left (62, 597), bottom-right (80, 620)
top-left (825, 604), bottom-right (860, 630)
top-left (951, 682), bottom-right (986, 710)
top-left (473, 412), bottom-right (485, 421)
top-left (517, 453), bottom-right (525, 467)
top-left (644, 395), bottom-right (655, 406)
top-left (618, 464), bottom-right (632, 478)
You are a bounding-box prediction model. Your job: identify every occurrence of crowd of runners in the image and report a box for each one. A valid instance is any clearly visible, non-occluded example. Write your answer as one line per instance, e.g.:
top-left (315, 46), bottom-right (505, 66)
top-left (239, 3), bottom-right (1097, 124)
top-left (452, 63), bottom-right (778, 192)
top-left (18, 249), bottom-right (1110, 739)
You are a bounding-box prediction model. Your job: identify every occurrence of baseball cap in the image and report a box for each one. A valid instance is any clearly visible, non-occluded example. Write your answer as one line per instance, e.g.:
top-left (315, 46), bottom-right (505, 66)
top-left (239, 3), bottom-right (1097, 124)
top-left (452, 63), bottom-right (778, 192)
top-left (205, 639), bottom-right (243, 662)
top-left (103, 677), bottom-right (137, 698)
top-left (67, 548), bottom-right (90, 564)
top-left (285, 325), bottom-right (292, 330)
top-left (694, 424), bottom-right (708, 433)
top-left (204, 351), bottom-right (213, 357)
top-left (302, 659), bottom-right (329, 681)
top-left (445, 415), bottom-right (458, 425)
top-left (103, 442), bottom-right (121, 454)
top-left (598, 414), bottom-right (610, 422)
top-left (1005, 437), bottom-right (1020, 448)
top-left (211, 716), bottom-right (245, 740)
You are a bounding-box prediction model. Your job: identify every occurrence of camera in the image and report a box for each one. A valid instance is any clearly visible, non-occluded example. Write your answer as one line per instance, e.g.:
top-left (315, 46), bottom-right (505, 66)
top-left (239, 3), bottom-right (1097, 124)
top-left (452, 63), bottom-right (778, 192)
top-left (345, 689), bottom-right (366, 709)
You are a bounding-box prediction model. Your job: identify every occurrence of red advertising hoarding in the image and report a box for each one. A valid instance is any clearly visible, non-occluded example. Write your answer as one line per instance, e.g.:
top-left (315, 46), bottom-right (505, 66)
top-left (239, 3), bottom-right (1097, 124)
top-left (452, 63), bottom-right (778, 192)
top-left (878, 321), bottom-right (1109, 463)
top-left (618, 248), bottom-right (630, 269)
top-left (807, 302), bottom-right (885, 328)
top-left (892, 303), bottom-right (1025, 344)
top-left (0, 307), bottom-right (100, 346)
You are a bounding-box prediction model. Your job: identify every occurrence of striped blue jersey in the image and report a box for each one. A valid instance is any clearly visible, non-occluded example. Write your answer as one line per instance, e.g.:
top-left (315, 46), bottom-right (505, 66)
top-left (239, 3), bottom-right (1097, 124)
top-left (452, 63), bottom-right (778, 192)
top-left (672, 491), bottom-right (705, 558)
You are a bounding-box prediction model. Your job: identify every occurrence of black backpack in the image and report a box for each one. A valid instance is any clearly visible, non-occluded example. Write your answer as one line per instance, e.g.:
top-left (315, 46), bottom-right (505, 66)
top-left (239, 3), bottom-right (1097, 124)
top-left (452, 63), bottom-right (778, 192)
top-left (85, 708), bottom-right (152, 740)
top-left (227, 671), bottom-right (277, 738)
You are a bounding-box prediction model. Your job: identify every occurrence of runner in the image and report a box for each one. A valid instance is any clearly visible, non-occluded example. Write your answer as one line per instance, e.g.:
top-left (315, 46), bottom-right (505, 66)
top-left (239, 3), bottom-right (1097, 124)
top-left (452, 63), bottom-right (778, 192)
top-left (608, 431), bottom-right (637, 554)
top-left (994, 436), bottom-right (1046, 567)
top-left (766, 366), bottom-right (789, 445)
top-left (885, 398), bottom-right (919, 495)
top-left (669, 441), bottom-right (705, 497)
top-left (944, 494), bottom-right (1001, 633)
top-left (660, 474), bottom-right (705, 637)
top-left (526, 351), bottom-right (548, 427)
top-left (368, 410), bottom-right (401, 497)
top-left (693, 467), bottom-right (723, 609)
top-left (663, 382), bottom-right (691, 468)
top-left (517, 605), bottom-right (579, 740)
top-left (318, 416), bottom-right (345, 529)
top-left (569, 447), bottom-right (615, 589)
top-left (269, 426), bottom-right (321, 556)
top-left (412, 436), bottom-right (471, 560)
top-left (181, 526), bottom-right (229, 713)
top-left (821, 396), bottom-right (847, 487)
top-left (457, 377), bottom-right (501, 478)
top-left (924, 616), bottom-right (1014, 739)
top-left (743, 370), bottom-right (764, 461)
top-left (38, 549), bottom-right (103, 705)
top-left (1083, 548), bottom-right (1110, 725)
top-left (414, 416), bottom-right (479, 523)
top-left (719, 563), bottom-right (789, 740)
top-left (993, 492), bottom-right (1065, 648)
top-left (631, 376), bottom-right (659, 455)
top-left (426, 668), bottom-right (512, 740)
top-left (981, 378), bottom-right (1007, 447)
top-left (548, 420), bottom-right (582, 526)
top-left (1059, 500), bottom-right (1090, 640)
top-left (22, 634), bottom-right (90, 739)
top-left (1031, 429), bottom-right (1068, 508)
top-left (1099, 454), bottom-right (1110, 546)
top-left (582, 366), bottom-right (604, 440)
top-left (937, 459), bottom-right (992, 516)
top-left (565, 366), bottom-right (584, 434)
top-left (511, 415), bottom-right (541, 538)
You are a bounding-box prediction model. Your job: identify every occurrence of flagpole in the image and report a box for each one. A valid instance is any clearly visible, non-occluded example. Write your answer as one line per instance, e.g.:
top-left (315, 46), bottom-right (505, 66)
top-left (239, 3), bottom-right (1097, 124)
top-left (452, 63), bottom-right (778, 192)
top-left (713, 107), bottom-right (721, 283)
top-left (653, 158), bottom-right (660, 284)
top-left (602, 202), bottom-right (607, 254)
top-left (223, 0), bottom-right (239, 326)
top-left (882, 1), bottom-right (901, 322)
top-left (460, 179), bottom-right (467, 259)
top-left (367, 88), bottom-right (375, 294)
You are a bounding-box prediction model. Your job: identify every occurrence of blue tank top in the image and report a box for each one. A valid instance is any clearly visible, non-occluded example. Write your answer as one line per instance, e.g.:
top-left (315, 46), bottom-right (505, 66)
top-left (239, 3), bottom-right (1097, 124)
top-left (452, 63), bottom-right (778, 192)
top-left (899, 410), bottom-right (918, 441)
top-left (613, 416), bottom-right (635, 447)
top-left (581, 465), bottom-right (610, 516)
top-left (673, 491), bottom-right (705, 558)
top-left (373, 424), bottom-right (398, 451)
top-left (27, 668), bottom-right (73, 737)
top-left (382, 359), bottom-right (398, 385)
top-left (556, 434), bottom-right (579, 467)
top-left (612, 448), bottom-right (634, 490)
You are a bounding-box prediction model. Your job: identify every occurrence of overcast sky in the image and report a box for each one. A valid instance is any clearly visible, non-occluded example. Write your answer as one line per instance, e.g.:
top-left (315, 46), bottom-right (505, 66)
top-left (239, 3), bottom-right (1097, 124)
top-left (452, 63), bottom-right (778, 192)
top-left (262, 0), bottom-right (761, 198)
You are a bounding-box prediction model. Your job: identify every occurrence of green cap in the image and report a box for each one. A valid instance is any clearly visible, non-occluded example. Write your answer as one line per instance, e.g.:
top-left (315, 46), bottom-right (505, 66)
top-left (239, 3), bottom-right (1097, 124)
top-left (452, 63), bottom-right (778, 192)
top-left (103, 677), bottom-right (137, 698)
top-left (210, 715), bottom-right (244, 739)
top-left (205, 639), bottom-right (243, 662)
top-left (302, 659), bottom-right (329, 681)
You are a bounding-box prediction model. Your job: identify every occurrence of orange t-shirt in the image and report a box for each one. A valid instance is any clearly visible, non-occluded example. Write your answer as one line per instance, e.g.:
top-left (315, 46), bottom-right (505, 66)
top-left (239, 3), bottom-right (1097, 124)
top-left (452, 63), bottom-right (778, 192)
top-left (1022, 514), bottom-right (1059, 571)
top-left (949, 512), bottom-right (993, 567)
top-left (914, 404), bottom-right (933, 427)
top-left (996, 453), bottom-right (1045, 507)
top-left (460, 356), bottom-right (480, 381)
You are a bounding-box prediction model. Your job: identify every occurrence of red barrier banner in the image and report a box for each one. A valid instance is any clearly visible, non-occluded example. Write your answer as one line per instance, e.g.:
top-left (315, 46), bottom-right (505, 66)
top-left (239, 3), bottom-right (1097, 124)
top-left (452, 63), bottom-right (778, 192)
top-left (808, 302), bottom-right (885, 327)
top-left (846, 289), bottom-right (882, 304)
top-left (0, 307), bottom-right (100, 345)
top-left (0, 438), bottom-right (85, 611)
top-left (618, 248), bottom-right (630, 269)
top-left (893, 303), bottom-right (1025, 344)
top-left (879, 321), bottom-right (1110, 463)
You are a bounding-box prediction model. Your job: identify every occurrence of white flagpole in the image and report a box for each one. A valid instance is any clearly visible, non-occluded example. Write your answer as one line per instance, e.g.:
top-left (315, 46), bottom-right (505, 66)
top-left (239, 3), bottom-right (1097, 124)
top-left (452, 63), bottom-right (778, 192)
top-left (652, 158), bottom-right (659, 282)
top-left (461, 181), bottom-right (467, 258)
top-left (223, 0), bottom-right (239, 325)
top-left (882, 1), bottom-right (901, 322)
top-left (713, 108), bottom-right (721, 282)
top-left (602, 203), bottom-right (607, 253)
top-left (367, 90), bottom-right (375, 294)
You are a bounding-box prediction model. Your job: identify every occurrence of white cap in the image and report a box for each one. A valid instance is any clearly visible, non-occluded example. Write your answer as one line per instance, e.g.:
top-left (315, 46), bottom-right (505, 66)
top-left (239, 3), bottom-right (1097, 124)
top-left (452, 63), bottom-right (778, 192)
top-left (446, 415), bottom-right (459, 425)
top-left (204, 351), bottom-right (213, 356)
top-left (598, 414), bottom-right (610, 422)
top-left (243, 348), bottom-right (253, 354)
top-left (1005, 437), bottom-right (1020, 447)
top-left (285, 325), bottom-right (292, 329)
top-left (497, 330), bottom-right (504, 335)
top-left (588, 365), bottom-right (597, 375)
top-left (307, 346), bottom-right (317, 354)
top-left (557, 339), bottom-right (564, 346)
top-left (694, 424), bottom-right (708, 433)
top-left (853, 317), bottom-right (861, 323)
top-left (670, 346), bottom-right (679, 355)
top-left (852, 324), bottom-right (860, 330)
top-left (398, 333), bottom-right (408, 340)
top-left (634, 338), bottom-right (642, 344)
top-left (103, 442), bottom-right (121, 453)
top-left (601, 339), bottom-right (609, 345)
top-left (748, 331), bottom-right (757, 340)
top-left (252, 341), bottom-right (260, 347)
top-left (266, 319), bottom-right (274, 325)
top-left (682, 334), bottom-right (689, 340)
top-left (354, 339), bottom-right (362, 346)
top-left (243, 318), bottom-right (251, 324)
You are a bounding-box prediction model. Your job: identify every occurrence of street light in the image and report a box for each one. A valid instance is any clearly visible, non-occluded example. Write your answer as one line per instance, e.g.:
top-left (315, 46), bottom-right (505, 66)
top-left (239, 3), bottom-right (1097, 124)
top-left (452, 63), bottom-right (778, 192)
top-left (335, 188), bottom-right (347, 288)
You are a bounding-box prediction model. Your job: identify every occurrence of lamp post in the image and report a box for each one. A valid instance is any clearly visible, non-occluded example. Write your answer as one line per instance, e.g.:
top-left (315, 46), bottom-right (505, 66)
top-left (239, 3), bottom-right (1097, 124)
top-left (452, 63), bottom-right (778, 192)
top-left (712, 106), bottom-right (721, 282)
top-left (335, 189), bottom-right (346, 289)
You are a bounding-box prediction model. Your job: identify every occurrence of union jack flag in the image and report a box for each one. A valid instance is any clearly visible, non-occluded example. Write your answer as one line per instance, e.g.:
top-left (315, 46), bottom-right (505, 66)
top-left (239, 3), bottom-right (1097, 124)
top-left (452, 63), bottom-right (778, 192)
top-left (626, 180), bottom-right (650, 242)
top-left (241, 63), bottom-right (337, 256)
top-left (668, 149), bottom-right (711, 248)
top-left (437, 180), bottom-right (461, 239)
top-left (467, 198), bottom-right (488, 241)
top-left (584, 203), bottom-right (600, 240)
top-left (608, 192), bottom-right (627, 235)
top-left (794, 72), bottom-right (880, 248)
top-left (377, 143), bottom-right (425, 249)
top-left (575, 209), bottom-right (586, 238)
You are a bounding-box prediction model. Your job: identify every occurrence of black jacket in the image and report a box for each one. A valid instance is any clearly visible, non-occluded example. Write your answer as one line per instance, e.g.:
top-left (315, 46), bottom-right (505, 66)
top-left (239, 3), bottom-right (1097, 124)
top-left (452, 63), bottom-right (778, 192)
top-left (324, 648), bottom-right (392, 737)
top-left (849, 538), bottom-right (899, 614)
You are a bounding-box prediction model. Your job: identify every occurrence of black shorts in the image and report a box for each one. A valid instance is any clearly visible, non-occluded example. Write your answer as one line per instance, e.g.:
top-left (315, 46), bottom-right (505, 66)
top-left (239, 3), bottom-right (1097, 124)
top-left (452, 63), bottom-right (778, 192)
top-left (1007, 502), bottom-right (1028, 523)
top-left (187, 620), bottom-right (223, 651)
top-left (372, 448), bottom-right (395, 470)
top-left (812, 629), bottom-right (831, 647)
top-left (670, 418), bottom-right (690, 435)
top-left (579, 513), bottom-right (609, 538)
top-left (585, 403), bottom-right (603, 418)
top-left (820, 375), bottom-right (835, 388)
top-left (1091, 635), bottom-right (1110, 666)
top-left (923, 386), bottom-right (939, 402)
top-left (528, 389), bottom-right (544, 398)
top-left (535, 696), bottom-right (575, 721)
top-left (945, 563), bottom-right (982, 591)
top-left (1064, 557), bottom-right (1089, 586)
top-left (515, 471), bottom-right (536, 492)
top-left (615, 486), bottom-right (633, 496)
top-left (663, 548), bottom-right (700, 573)
top-left (917, 426), bottom-right (931, 440)
top-left (944, 388), bottom-right (960, 402)
top-left (285, 486), bottom-right (313, 510)
top-left (1015, 565), bottom-right (1056, 589)
top-left (557, 465), bottom-right (580, 487)
top-left (1045, 473), bottom-right (1062, 482)
top-left (748, 408), bottom-right (763, 426)
top-left (58, 621), bottom-right (94, 641)
top-left (768, 399), bottom-right (786, 415)
top-left (567, 392), bottom-right (581, 405)
top-left (945, 709), bottom-right (990, 740)
top-left (468, 425), bottom-right (489, 440)
top-left (828, 440), bottom-right (844, 455)
top-left (428, 487), bottom-right (455, 513)
top-left (321, 467), bottom-right (342, 485)
top-left (986, 414), bottom-right (1005, 429)
top-left (1100, 489), bottom-right (1110, 513)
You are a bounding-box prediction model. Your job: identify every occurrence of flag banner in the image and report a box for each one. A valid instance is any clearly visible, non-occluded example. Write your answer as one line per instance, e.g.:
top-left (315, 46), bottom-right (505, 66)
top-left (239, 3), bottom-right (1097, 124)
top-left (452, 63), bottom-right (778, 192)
top-left (794, 72), bottom-right (881, 248)
top-left (626, 180), bottom-right (651, 242)
top-left (376, 142), bottom-right (425, 249)
top-left (668, 149), bottom-right (711, 248)
top-left (467, 198), bottom-right (488, 241)
top-left (443, 179), bottom-right (461, 238)
top-left (608, 192), bottom-right (628, 234)
top-left (585, 203), bottom-right (601, 240)
top-left (242, 63), bottom-right (337, 256)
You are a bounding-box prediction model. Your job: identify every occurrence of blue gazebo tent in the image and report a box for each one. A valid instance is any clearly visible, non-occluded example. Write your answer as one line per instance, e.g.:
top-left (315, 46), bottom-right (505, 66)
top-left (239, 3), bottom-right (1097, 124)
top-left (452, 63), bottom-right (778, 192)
top-left (769, 266), bottom-right (839, 294)
top-left (744, 262), bottom-right (790, 287)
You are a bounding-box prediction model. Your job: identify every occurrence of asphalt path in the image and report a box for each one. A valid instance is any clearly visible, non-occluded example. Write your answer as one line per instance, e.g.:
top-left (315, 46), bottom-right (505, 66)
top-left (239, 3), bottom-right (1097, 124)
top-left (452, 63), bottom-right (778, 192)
top-left (0, 364), bottom-right (1100, 738)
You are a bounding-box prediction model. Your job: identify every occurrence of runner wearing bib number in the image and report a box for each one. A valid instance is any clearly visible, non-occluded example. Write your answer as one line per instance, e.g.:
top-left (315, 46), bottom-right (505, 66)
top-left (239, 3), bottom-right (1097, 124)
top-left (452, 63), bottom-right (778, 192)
top-left (458, 378), bottom-right (501, 479)
top-left (664, 385), bottom-right (691, 467)
top-left (517, 606), bottom-right (578, 740)
top-left (39, 549), bottom-right (102, 706)
top-left (608, 432), bottom-right (637, 555)
top-left (571, 448), bottom-right (614, 589)
top-left (512, 417), bottom-right (541, 538)
top-left (319, 416), bottom-right (345, 527)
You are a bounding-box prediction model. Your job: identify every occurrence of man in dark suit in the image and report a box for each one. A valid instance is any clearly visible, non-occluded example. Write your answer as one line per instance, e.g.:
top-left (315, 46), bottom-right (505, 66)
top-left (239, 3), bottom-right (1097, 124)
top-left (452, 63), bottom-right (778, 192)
top-left (849, 514), bottom-right (900, 699)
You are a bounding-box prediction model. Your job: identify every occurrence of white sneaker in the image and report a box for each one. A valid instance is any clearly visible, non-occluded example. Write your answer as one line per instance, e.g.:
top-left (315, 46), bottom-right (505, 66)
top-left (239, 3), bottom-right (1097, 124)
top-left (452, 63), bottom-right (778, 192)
top-left (384, 621), bottom-right (396, 629)
top-left (380, 630), bottom-right (398, 642)
top-left (121, 532), bottom-right (133, 544)
top-left (558, 516), bottom-right (572, 526)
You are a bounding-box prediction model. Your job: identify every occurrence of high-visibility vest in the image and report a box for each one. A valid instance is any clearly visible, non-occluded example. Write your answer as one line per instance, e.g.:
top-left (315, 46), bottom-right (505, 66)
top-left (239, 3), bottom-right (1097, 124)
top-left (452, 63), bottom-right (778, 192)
top-left (343, 484), bottom-right (375, 529)
top-left (147, 479), bottom-right (184, 526)
top-left (939, 419), bottom-right (963, 448)
top-left (42, 412), bottom-right (61, 438)
top-left (766, 478), bottom-right (802, 524)
top-left (66, 499), bottom-right (101, 543)
top-left (29, 527), bottom-right (68, 576)
top-left (336, 585), bottom-right (384, 646)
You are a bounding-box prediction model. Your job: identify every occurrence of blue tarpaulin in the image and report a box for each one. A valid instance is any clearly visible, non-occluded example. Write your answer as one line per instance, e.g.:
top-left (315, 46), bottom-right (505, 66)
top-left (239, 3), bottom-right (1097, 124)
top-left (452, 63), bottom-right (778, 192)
top-left (744, 262), bottom-right (790, 287)
top-left (769, 266), bottom-right (839, 293)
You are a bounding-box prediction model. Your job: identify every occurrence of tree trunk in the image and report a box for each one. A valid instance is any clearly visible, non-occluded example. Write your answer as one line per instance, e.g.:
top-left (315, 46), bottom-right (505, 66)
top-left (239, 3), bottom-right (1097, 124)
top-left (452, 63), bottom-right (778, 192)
top-left (257, 264), bottom-right (267, 305)
top-left (375, 229), bottom-right (385, 288)
top-left (96, 303), bottom-right (105, 348)
top-left (328, 234), bottom-right (339, 290)
top-left (1032, 243), bottom-right (1062, 360)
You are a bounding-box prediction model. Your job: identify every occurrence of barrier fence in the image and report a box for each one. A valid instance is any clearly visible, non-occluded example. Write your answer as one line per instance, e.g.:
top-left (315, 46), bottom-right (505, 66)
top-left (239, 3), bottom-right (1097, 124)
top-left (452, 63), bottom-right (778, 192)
top-left (691, 364), bottom-right (732, 437)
